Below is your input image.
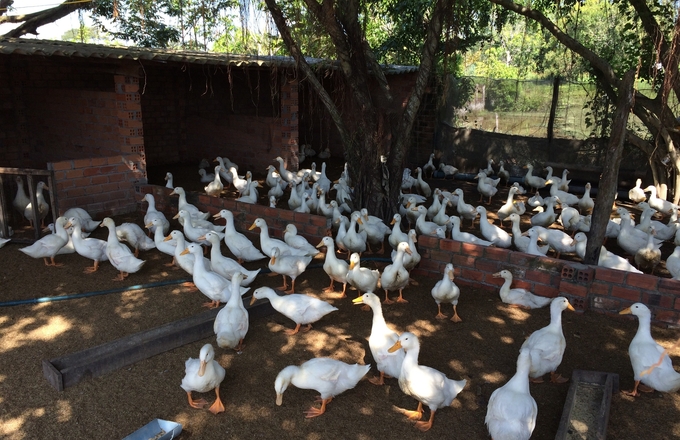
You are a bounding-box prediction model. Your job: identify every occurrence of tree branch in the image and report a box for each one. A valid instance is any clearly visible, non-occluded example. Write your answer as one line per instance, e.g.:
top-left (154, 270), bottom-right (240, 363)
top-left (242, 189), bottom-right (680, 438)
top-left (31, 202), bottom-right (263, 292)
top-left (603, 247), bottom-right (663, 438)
top-left (264, 0), bottom-right (352, 151)
top-left (488, 0), bottom-right (620, 88)
top-left (1, 1), bottom-right (89, 37)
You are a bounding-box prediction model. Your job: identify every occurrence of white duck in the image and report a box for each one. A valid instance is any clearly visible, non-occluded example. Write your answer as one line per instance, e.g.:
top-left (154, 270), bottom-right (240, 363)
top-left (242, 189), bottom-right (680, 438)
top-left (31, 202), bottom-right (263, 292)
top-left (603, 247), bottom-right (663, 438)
top-left (352, 292), bottom-right (405, 385)
top-left (204, 165), bottom-right (224, 197)
top-left (476, 206), bottom-right (512, 248)
top-left (214, 272), bottom-right (249, 352)
top-left (388, 213), bottom-right (409, 251)
top-left (523, 227), bottom-right (550, 257)
top-left (454, 188), bottom-right (478, 226)
top-left (497, 161), bottom-right (510, 185)
top-left (666, 246), bottom-right (680, 280)
top-left (268, 246), bottom-right (313, 293)
top-left (388, 332), bottom-right (467, 432)
top-left (485, 348), bottom-right (537, 440)
top-left (115, 222), bottom-right (155, 257)
top-left (170, 187), bottom-right (210, 222)
top-left (100, 217), bottom-right (146, 280)
top-left (645, 185), bottom-right (676, 215)
top-left (164, 172), bottom-right (174, 189)
top-left (530, 196), bottom-right (558, 228)
top-left (166, 230), bottom-right (209, 275)
top-left (341, 212), bottom-right (368, 255)
top-left (628, 178), bottom-right (646, 203)
top-left (250, 286), bottom-right (338, 335)
top-left (546, 180), bottom-right (579, 207)
top-left (213, 209), bottom-right (266, 263)
top-left (492, 270), bottom-right (551, 309)
top-left (66, 216), bottom-right (108, 273)
top-left (316, 236), bottom-right (349, 296)
top-left (578, 182), bottom-right (594, 214)
top-left (380, 242), bottom-right (412, 304)
top-left (198, 167), bottom-right (214, 183)
top-left (617, 208), bottom-right (660, 256)
top-left (230, 168), bottom-right (251, 195)
top-left (430, 263), bottom-right (461, 322)
top-left (438, 162), bottom-right (458, 178)
top-left (523, 164), bottom-right (547, 193)
top-left (274, 156), bottom-right (299, 184)
top-left (346, 252), bottom-right (381, 298)
top-left (620, 303), bottom-right (680, 396)
top-left (180, 343), bottom-right (226, 414)
top-left (634, 228), bottom-right (662, 274)
top-left (521, 297), bottom-right (574, 383)
top-left (182, 243), bottom-right (247, 308)
top-left (23, 181), bottom-right (50, 227)
top-left (201, 231), bottom-right (260, 286)
top-left (497, 185), bottom-right (524, 226)
top-left (476, 171), bottom-right (498, 204)
top-left (414, 167), bottom-right (432, 198)
top-left (283, 224), bottom-right (320, 256)
top-left (423, 153), bottom-right (436, 177)
top-left (13, 175), bottom-right (30, 217)
top-left (532, 225), bottom-right (574, 258)
top-left (573, 232), bottom-right (642, 273)
top-left (146, 218), bottom-right (176, 265)
top-left (274, 357), bottom-right (369, 418)
top-left (249, 217), bottom-right (309, 257)
top-left (19, 215), bottom-right (69, 266)
top-left (448, 215), bottom-right (493, 246)
top-left (174, 210), bottom-right (224, 245)
top-left (394, 229), bottom-right (421, 272)
top-left (141, 193), bottom-right (169, 236)
top-left (235, 180), bottom-right (260, 204)
top-left (413, 205), bottom-right (440, 237)
top-left (508, 213), bottom-right (537, 254)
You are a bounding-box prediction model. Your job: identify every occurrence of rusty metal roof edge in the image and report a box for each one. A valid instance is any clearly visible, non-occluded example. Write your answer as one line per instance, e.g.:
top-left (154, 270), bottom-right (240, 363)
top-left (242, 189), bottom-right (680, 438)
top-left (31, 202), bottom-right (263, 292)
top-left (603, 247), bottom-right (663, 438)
top-left (0, 37), bottom-right (418, 74)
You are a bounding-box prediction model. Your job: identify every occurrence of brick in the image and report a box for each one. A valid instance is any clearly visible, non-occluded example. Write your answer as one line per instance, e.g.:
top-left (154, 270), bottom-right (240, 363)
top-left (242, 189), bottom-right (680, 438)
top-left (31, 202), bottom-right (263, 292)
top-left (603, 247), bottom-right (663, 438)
top-left (278, 210), bottom-right (294, 221)
top-left (461, 242), bottom-right (484, 257)
top-left (595, 267), bottom-right (626, 284)
top-left (642, 293), bottom-right (673, 309)
top-left (49, 160), bottom-right (73, 171)
top-left (66, 169), bottom-right (84, 179)
top-left (453, 254), bottom-right (475, 268)
top-left (91, 175), bottom-right (108, 185)
top-left (525, 270), bottom-right (554, 286)
top-left (484, 273), bottom-right (505, 286)
top-left (309, 216), bottom-right (327, 227)
top-left (591, 296), bottom-right (621, 312)
top-left (417, 235), bottom-right (439, 250)
top-left (429, 250), bottom-right (453, 264)
top-left (675, 297), bottom-right (680, 311)
top-left (658, 278), bottom-right (680, 295)
top-left (654, 310), bottom-right (680, 326)
top-left (484, 246), bottom-right (509, 262)
top-left (590, 281), bottom-right (611, 296)
top-left (417, 259), bottom-right (446, 273)
top-left (534, 283), bottom-right (559, 298)
top-left (611, 286), bottom-right (641, 302)
top-left (439, 239), bottom-right (460, 253)
top-left (73, 158), bottom-right (91, 168)
top-left (559, 281), bottom-right (588, 297)
top-left (626, 273), bottom-right (659, 291)
top-left (513, 280), bottom-right (533, 291)
top-left (461, 268), bottom-right (484, 282)
top-left (475, 259), bottom-right (501, 273)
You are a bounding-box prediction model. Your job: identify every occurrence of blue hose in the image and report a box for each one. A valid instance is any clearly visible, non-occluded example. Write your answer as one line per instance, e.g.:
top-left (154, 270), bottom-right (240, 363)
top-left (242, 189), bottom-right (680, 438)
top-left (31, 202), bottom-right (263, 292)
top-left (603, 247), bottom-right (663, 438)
top-left (0, 257), bottom-right (393, 308)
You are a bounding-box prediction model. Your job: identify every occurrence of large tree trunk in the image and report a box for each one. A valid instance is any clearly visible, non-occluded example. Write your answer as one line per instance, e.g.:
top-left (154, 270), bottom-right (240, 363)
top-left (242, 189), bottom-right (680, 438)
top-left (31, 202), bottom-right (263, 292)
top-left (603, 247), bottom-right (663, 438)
top-left (584, 70), bottom-right (636, 265)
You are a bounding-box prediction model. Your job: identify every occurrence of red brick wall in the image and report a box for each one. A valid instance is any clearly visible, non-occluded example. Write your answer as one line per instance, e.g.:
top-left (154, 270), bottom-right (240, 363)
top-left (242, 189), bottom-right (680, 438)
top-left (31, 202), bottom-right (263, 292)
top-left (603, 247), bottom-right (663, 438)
top-left (50, 155), bottom-right (145, 217)
top-left (413, 235), bottom-right (680, 327)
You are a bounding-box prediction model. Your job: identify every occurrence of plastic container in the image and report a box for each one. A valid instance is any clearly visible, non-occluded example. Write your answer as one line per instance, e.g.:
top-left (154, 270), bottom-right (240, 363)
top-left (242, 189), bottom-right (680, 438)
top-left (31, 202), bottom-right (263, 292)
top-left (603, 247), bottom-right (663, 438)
top-left (122, 418), bottom-right (182, 440)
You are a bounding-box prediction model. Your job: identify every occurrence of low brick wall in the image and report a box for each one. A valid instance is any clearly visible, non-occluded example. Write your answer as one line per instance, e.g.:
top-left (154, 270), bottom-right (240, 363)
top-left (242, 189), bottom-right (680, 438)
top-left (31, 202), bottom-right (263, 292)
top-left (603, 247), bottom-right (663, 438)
top-left (138, 184), bottom-right (331, 249)
top-left (413, 235), bottom-right (680, 327)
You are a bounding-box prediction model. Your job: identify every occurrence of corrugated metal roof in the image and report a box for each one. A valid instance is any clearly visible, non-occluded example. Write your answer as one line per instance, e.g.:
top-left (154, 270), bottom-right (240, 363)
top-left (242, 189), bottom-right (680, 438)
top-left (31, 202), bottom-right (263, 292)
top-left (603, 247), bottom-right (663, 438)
top-left (0, 38), bottom-right (418, 74)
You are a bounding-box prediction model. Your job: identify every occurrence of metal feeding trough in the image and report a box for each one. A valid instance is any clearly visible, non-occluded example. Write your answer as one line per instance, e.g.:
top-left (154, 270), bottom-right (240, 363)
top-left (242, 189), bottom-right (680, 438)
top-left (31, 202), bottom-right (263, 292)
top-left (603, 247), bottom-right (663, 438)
top-left (555, 370), bottom-right (619, 440)
top-left (42, 297), bottom-right (274, 391)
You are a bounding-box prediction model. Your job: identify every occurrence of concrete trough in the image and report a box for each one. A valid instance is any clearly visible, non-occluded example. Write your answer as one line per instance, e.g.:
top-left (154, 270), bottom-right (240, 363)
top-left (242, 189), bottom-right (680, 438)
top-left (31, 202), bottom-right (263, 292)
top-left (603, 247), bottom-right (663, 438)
top-left (555, 370), bottom-right (619, 440)
top-left (42, 297), bottom-right (274, 391)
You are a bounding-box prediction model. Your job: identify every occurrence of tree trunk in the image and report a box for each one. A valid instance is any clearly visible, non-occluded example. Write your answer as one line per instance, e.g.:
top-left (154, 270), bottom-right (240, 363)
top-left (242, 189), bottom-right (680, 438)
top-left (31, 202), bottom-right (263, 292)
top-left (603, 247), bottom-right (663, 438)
top-left (547, 75), bottom-right (559, 144)
top-left (583, 70), bottom-right (636, 265)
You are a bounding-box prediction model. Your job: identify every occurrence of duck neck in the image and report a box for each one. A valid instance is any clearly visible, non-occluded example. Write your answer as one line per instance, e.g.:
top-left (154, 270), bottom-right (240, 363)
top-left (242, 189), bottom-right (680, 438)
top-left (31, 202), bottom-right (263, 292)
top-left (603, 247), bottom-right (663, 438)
top-left (105, 224), bottom-right (118, 243)
top-left (403, 346), bottom-right (420, 370)
top-left (634, 312), bottom-right (652, 341)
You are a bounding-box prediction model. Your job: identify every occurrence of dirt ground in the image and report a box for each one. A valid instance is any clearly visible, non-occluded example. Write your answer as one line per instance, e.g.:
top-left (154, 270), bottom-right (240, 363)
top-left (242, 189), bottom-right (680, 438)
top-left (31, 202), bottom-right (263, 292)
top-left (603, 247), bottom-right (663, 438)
top-left (1, 163), bottom-right (680, 439)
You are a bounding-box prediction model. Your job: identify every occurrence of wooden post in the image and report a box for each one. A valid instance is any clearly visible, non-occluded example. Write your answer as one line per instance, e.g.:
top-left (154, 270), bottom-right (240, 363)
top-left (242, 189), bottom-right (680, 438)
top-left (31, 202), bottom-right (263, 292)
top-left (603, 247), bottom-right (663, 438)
top-left (584, 70), bottom-right (636, 265)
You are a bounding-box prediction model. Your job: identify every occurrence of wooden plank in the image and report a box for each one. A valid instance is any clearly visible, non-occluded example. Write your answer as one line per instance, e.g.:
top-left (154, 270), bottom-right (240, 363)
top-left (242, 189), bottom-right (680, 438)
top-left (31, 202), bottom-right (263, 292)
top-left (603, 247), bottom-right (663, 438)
top-left (42, 297), bottom-right (274, 391)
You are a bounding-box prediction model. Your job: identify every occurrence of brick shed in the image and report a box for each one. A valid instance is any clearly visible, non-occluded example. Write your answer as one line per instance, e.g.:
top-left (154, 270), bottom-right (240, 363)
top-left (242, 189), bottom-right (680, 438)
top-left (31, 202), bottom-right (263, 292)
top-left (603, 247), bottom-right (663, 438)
top-left (0, 38), bottom-right (422, 222)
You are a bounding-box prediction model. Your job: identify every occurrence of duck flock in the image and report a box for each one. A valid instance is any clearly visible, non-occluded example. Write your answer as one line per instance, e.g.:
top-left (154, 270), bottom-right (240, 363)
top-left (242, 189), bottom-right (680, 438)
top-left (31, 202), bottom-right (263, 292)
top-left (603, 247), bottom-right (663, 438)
top-left (11, 152), bottom-right (680, 438)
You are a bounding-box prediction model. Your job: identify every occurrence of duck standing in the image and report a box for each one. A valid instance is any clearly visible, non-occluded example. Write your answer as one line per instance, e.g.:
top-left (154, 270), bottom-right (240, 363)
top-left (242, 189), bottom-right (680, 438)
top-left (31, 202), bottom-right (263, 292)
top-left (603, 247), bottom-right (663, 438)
top-left (620, 303), bottom-right (680, 396)
top-left (180, 343), bottom-right (226, 414)
top-left (388, 332), bottom-right (466, 431)
top-left (100, 217), bottom-right (146, 280)
top-left (430, 263), bottom-right (462, 322)
top-left (521, 297), bottom-right (574, 383)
